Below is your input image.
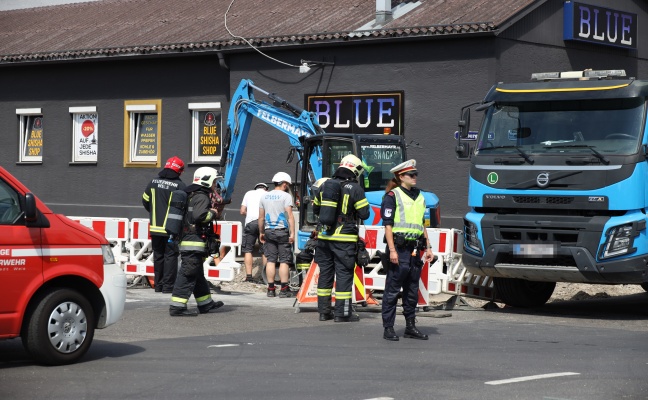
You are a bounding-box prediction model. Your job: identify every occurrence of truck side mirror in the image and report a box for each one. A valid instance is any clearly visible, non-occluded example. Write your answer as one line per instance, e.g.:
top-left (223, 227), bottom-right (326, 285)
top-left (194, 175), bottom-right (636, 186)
top-left (458, 108), bottom-right (471, 139)
top-left (455, 142), bottom-right (471, 159)
top-left (25, 192), bottom-right (37, 222)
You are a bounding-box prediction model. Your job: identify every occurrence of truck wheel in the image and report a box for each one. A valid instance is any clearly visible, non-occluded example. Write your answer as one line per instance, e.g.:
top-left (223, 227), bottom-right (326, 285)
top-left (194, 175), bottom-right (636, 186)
top-left (21, 288), bottom-right (95, 365)
top-left (493, 278), bottom-right (555, 308)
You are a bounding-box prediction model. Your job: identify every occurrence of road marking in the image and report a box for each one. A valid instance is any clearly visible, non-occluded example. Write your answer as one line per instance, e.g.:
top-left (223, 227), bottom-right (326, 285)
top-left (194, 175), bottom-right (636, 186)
top-left (363, 398), bottom-right (394, 400)
top-left (208, 344), bottom-right (240, 348)
top-left (125, 299), bottom-right (141, 303)
top-left (485, 372), bottom-right (580, 385)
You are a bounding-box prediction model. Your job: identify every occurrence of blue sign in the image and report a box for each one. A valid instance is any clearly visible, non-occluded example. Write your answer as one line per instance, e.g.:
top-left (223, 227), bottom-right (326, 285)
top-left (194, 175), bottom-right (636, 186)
top-left (564, 1), bottom-right (637, 49)
top-left (454, 131), bottom-right (478, 141)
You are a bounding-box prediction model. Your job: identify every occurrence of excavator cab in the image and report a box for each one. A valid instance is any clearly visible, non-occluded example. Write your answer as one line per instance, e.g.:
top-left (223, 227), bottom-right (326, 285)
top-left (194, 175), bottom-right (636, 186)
top-left (296, 133), bottom-right (407, 249)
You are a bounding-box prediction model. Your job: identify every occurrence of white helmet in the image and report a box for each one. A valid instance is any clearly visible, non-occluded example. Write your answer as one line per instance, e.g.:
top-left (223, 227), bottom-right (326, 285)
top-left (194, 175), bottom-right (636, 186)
top-left (339, 154), bottom-right (364, 177)
top-left (193, 167), bottom-right (219, 188)
top-left (272, 172), bottom-right (292, 184)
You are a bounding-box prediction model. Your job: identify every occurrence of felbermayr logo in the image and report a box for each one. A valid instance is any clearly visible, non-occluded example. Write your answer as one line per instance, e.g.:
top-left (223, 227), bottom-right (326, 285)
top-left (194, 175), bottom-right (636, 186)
top-left (257, 110), bottom-right (309, 137)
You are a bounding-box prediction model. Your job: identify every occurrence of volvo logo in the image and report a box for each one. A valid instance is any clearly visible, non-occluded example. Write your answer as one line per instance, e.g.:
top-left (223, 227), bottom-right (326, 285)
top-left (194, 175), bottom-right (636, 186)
top-left (536, 172), bottom-right (550, 188)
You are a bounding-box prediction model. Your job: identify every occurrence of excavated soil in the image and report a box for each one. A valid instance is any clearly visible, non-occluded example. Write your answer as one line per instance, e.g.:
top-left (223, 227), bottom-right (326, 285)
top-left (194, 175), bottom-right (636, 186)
top-left (216, 258), bottom-right (648, 303)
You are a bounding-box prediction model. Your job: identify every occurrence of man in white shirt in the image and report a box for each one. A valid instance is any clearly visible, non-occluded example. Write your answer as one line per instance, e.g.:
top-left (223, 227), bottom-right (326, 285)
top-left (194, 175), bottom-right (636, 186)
top-left (240, 182), bottom-right (268, 283)
top-left (259, 172), bottom-right (295, 298)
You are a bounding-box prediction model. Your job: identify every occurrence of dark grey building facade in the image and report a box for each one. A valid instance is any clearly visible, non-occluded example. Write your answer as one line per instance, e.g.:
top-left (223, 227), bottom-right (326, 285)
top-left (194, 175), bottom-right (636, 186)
top-left (0, 0), bottom-right (646, 229)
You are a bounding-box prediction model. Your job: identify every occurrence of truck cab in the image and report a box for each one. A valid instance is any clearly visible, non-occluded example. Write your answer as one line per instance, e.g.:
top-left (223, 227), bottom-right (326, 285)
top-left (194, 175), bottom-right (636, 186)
top-left (0, 166), bottom-right (126, 365)
top-left (456, 69), bottom-right (648, 307)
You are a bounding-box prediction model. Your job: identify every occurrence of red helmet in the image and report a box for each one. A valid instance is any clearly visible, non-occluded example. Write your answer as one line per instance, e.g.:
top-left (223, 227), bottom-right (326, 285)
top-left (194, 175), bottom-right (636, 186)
top-left (164, 156), bottom-right (185, 174)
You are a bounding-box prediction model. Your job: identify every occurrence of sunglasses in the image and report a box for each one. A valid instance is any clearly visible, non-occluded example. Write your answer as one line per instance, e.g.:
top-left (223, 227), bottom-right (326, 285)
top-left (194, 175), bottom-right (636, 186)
top-left (402, 171), bottom-right (418, 178)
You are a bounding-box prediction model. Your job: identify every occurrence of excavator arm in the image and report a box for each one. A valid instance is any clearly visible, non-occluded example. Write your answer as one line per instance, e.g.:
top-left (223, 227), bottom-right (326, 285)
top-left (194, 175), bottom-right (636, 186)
top-left (218, 79), bottom-right (324, 203)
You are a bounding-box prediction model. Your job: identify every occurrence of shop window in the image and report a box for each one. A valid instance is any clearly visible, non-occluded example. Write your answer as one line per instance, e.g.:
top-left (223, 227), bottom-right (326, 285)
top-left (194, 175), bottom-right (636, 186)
top-left (189, 102), bottom-right (222, 164)
top-left (17, 108), bottom-right (43, 164)
top-left (70, 107), bottom-right (98, 164)
top-left (124, 100), bottom-right (161, 167)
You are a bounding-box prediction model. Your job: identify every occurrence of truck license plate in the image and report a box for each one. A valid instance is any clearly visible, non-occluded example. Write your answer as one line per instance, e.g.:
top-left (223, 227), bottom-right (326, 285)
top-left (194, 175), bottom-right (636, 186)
top-left (513, 243), bottom-right (557, 257)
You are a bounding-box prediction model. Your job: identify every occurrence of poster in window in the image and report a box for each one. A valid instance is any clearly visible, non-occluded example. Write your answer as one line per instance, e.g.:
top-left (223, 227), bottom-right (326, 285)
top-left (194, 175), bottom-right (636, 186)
top-left (23, 116), bottom-right (44, 160)
top-left (198, 110), bottom-right (221, 159)
top-left (134, 113), bottom-right (158, 158)
top-left (73, 113), bottom-right (98, 162)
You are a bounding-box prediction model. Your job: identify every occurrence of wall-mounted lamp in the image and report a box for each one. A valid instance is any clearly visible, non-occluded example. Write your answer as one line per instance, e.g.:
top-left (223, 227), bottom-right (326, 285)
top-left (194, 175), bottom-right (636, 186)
top-left (299, 59), bottom-right (335, 74)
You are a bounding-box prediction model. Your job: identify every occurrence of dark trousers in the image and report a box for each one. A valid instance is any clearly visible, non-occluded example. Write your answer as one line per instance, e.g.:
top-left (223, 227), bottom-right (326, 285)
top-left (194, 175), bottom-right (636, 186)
top-left (314, 240), bottom-right (355, 317)
top-left (382, 246), bottom-right (423, 328)
top-left (171, 252), bottom-right (211, 307)
top-left (151, 235), bottom-right (179, 292)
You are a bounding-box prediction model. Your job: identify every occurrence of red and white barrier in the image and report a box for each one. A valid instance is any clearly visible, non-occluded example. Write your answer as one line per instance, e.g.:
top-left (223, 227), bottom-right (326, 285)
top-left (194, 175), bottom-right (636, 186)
top-left (213, 221), bottom-right (243, 256)
top-left (67, 216), bottom-right (130, 266)
top-left (360, 227), bottom-right (493, 304)
top-left (124, 218), bottom-right (154, 277)
top-left (203, 249), bottom-right (241, 282)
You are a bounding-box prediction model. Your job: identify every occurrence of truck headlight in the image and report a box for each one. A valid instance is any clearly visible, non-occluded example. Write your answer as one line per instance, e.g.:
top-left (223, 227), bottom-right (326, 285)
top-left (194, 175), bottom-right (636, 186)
top-left (102, 244), bottom-right (116, 265)
top-left (463, 219), bottom-right (482, 256)
top-left (599, 223), bottom-right (639, 259)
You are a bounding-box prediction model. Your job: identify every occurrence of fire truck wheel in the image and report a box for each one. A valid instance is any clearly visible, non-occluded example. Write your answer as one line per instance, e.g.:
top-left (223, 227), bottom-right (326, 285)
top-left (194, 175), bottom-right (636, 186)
top-left (493, 278), bottom-right (555, 308)
top-left (22, 288), bottom-right (96, 365)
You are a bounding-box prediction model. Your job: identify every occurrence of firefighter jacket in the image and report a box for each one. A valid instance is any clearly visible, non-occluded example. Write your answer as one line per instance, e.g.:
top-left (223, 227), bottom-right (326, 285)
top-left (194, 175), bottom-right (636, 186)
top-left (179, 186), bottom-right (218, 254)
top-left (142, 171), bottom-right (186, 236)
top-left (314, 177), bottom-right (369, 242)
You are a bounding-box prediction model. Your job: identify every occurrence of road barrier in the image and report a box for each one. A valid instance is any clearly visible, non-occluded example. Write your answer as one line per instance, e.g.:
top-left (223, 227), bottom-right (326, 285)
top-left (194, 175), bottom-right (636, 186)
top-left (68, 216), bottom-right (242, 283)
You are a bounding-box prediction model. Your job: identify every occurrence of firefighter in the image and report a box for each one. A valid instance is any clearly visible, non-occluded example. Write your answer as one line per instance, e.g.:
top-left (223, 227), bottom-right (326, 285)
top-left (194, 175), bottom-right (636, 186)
top-left (142, 156), bottom-right (186, 293)
top-left (169, 167), bottom-right (224, 316)
top-left (380, 159), bottom-right (433, 340)
top-left (313, 154), bottom-right (369, 322)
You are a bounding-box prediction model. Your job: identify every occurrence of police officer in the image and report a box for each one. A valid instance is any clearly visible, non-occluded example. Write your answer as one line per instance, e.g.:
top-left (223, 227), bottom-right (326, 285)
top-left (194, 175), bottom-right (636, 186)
top-left (314, 154), bottom-right (369, 322)
top-left (380, 159), bottom-right (433, 340)
top-left (142, 156), bottom-right (186, 293)
top-left (169, 167), bottom-right (224, 316)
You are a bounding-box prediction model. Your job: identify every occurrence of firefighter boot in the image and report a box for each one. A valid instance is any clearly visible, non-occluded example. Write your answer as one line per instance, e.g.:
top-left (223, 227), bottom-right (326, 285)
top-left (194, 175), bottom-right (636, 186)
top-left (383, 326), bottom-right (399, 341)
top-left (198, 300), bottom-right (225, 314)
top-left (169, 306), bottom-right (198, 317)
top-left (404, 318), bottom-right (428, 340)
top-left (319, 312), bottom-right (334, 321)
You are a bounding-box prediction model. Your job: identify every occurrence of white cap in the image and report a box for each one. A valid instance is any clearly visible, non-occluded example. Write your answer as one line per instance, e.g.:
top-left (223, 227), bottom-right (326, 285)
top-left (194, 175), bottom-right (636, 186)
top-left (390, 159), bottom-right (417, 175)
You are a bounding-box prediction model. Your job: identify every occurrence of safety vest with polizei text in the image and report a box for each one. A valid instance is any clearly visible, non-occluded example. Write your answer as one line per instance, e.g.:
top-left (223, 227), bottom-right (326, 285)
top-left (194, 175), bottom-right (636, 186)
top-left (392, 187), bottom-right (425, 240)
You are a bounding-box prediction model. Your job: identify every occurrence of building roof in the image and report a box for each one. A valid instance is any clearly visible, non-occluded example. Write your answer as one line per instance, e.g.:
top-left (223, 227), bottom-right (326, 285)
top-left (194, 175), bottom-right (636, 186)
top-left (0, 0), bottom-right (538, 64)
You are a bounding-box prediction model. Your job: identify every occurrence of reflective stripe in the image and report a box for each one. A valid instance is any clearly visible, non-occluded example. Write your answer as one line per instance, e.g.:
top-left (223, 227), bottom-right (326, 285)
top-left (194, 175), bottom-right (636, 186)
top-left (12, 247), bottom-right (103, 257)
top-left (142, 193), bottom-right (150, 201)
top-left (171, 296), bottom-right (188, 305)
top-left (336, 291), bottom-right (352, 300)
top-left (341, 193), bottom-right (349, 214)
top-left (354, 198), bottom-right (368, 209)
top-left (317, 288), bottom-right (332, 296)
top-left (150, 226), bottom-right (166, 234)
top-left (317, 233), bottom-right (358, 242)
top-left (179, 240), bottom-right (206, 251)
top-left (320, 200), bottom-right (337, 207)
top-left (392, 187), bottom-right (425, 239)
top-left (196, 294), bottom-right (212, 306)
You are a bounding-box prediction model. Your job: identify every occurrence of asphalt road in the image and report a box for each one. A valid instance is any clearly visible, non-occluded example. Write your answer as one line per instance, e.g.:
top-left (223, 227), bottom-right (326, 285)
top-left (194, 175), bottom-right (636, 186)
top-left (1, 287), bottom-right (648, 400)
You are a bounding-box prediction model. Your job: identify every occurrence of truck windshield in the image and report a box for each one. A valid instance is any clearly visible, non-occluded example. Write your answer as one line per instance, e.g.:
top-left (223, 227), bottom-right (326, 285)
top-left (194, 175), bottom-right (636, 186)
top-left (475, 98), bottom-right (645, 157)
top-left (360, 144), bottom-right (403, 191)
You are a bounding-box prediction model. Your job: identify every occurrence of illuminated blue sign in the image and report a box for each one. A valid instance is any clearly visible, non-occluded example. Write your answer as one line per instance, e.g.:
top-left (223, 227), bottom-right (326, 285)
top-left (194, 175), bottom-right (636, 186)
top-left (306, 92), bottom-right (404, 135)
top-left (564, 1), bottom-right (637, 49)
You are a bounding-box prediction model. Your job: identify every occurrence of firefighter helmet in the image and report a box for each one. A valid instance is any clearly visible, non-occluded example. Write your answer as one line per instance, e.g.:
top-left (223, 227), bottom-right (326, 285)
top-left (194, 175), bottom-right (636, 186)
top-left (193, 167), bottom-right (219, 188)
top-left (339, 154), bottom-right (364, 177)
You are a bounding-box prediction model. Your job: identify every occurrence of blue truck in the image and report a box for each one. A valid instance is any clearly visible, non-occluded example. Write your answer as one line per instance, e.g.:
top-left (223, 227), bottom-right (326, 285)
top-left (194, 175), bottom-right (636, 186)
top-left (455, 69), bottom-right (648, 307)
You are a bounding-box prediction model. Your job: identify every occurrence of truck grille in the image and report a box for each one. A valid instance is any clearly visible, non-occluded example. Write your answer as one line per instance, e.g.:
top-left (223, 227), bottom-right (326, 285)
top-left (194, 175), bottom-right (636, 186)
top-left (513, 196), bottom-right (574, 205)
